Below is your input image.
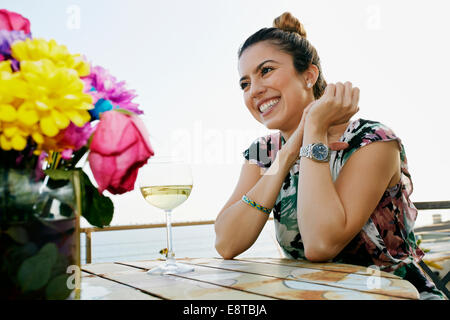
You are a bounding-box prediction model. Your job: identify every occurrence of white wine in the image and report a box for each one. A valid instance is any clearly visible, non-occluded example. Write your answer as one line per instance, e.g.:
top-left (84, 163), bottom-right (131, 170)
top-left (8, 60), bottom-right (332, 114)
top-left (140, 185), bottom-right (193, 210)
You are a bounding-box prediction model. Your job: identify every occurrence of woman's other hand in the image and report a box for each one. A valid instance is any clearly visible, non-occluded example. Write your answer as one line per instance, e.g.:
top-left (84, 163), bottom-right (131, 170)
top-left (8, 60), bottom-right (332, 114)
top-left (281, 100), bottom-right (350, 167)
top-left (306, 82), bottom-right (360, 134)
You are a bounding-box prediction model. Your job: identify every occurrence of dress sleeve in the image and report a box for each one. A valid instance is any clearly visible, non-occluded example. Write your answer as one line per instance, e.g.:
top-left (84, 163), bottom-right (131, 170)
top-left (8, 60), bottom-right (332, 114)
top-left (243, 133), bottom-right (280, 169)
top-left (342, 119), bottom-right (413, 196)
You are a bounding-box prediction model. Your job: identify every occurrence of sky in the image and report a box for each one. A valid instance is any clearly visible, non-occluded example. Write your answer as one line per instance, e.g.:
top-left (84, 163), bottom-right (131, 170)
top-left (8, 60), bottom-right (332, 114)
top-left (3, 0), bottom-right (450, 227)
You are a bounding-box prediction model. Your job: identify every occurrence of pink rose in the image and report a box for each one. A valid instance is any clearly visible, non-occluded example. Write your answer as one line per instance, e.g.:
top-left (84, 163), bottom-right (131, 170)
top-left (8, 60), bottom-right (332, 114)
top-left (0, 9), bottom-right (31, 34)
top-left (88, 110), bottom-right (154, 194)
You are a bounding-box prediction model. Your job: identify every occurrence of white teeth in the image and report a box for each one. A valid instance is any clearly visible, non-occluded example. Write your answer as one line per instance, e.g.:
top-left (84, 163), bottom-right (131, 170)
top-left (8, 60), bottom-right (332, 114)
top-left (259, 99), bottom-right (279, 113)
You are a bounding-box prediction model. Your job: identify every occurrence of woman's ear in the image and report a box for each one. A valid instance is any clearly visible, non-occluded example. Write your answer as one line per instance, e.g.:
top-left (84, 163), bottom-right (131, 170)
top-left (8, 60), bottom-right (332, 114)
top-left (304, 64), bottom-right (319, 87)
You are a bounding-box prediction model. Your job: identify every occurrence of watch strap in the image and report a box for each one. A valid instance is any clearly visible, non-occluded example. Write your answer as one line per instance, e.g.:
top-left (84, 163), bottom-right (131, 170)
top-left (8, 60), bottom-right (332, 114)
top-left (299, 144), bottom-right (312, 158)
top-left (299, 143), bottom-right (330, 162)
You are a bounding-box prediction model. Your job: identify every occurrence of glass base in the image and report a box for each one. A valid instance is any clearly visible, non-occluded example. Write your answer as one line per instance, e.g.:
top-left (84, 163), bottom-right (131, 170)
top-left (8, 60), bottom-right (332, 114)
top-left (147, 260), bottom-right (194, 275)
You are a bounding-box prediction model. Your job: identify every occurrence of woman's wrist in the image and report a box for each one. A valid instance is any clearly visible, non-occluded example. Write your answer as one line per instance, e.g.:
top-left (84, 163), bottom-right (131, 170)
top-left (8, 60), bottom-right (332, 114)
top-left (277, 148), bottom-right (299, 171)
top-left (304, 119), bottom-right (328, 144)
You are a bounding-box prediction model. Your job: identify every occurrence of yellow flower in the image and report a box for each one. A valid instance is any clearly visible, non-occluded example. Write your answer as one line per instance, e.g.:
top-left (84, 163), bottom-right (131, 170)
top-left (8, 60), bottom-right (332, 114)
top-left (0, 61), bottom-right (29, 151)
top-left (0, 121), bottom-right (29, 151)
top-left (18, 59), bottom-right (93, 134)
top-left (0, 39), bottom-right (94, 152)
top-left (11, 38), bottom-right (90, 77)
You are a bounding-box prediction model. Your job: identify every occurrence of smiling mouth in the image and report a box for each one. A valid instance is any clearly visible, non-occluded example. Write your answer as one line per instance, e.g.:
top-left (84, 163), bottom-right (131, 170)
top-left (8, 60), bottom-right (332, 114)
top-left (258, 98), bottom-right (280, 114)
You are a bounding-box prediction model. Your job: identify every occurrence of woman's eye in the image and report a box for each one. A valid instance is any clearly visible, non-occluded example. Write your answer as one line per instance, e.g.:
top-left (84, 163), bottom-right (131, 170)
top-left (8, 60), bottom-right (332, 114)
top-left (261, 66), bottom-right (273, 76)
top-left (240, 82), bottom-right (249, 90)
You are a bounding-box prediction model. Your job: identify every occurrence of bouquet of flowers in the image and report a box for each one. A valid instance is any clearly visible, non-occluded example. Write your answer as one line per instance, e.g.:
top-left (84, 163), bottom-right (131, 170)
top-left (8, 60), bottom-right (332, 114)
top-left (0, 9), bottom-right (154, 299)
top-left (0, 9), bottom-right (154, 228)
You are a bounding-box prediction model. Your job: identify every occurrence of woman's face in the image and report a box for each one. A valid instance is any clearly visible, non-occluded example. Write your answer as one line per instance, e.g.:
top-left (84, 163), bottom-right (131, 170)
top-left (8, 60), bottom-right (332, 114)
top-left (238, 41), bottom-right (312, 132)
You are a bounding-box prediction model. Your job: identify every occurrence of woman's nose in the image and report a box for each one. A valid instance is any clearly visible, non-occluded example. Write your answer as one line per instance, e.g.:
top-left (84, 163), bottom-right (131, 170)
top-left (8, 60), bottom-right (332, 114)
top-left (249, 80), bottom-right (267, 99)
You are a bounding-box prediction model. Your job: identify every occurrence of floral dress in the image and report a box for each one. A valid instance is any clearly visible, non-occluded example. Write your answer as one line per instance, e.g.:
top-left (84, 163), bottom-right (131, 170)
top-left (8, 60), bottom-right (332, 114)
top-left (243, 118), bottom-right (446, 300)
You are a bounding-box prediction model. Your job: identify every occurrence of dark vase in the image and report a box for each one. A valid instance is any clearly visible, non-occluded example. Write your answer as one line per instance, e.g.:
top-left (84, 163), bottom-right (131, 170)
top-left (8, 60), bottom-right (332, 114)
top-left (0, 168), bottom-right (81, 300)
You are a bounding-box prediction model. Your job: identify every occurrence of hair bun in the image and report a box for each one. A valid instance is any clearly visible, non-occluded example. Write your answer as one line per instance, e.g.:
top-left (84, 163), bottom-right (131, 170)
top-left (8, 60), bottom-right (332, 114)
top-left (273, 12), bottom-right (307, 38)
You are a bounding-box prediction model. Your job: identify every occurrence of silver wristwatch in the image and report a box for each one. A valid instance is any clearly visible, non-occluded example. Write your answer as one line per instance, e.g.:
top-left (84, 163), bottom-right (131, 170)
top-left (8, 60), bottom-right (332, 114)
top-left (299, 142), bottom-right (331, 162)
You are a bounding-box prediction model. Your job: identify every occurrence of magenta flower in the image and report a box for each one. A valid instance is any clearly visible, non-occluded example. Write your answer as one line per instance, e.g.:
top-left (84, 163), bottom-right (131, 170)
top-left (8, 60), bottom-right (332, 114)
top-left (82, 65), bottom-right (142, 119)
top-left (34, 151), bottom-right (47, 181)
top-left (58, 122), bottom-right (96, 159)
top-left (0, 9), bottom-right (31, 34)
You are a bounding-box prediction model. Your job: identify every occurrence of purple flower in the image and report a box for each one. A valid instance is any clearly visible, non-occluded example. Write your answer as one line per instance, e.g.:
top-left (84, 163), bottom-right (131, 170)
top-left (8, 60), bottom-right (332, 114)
top-left (0, 29), bottom-right (31, 70)
top-left (82, 65), bottom-right (142, 119)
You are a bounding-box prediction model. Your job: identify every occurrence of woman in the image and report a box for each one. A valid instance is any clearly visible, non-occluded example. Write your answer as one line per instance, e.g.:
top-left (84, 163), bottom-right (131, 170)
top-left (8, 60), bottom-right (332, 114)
top-left (214, 12), bottom-right (446, 300)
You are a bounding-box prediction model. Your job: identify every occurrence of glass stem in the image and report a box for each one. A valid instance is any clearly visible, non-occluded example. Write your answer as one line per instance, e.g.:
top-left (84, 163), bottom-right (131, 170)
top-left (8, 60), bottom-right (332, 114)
top-left (165, 209), bottom-right (176, 264)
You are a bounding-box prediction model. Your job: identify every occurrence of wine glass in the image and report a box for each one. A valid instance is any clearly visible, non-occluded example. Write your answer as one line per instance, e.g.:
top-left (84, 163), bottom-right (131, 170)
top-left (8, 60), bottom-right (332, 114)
top-left (138, 156), bottom-right (194, 275)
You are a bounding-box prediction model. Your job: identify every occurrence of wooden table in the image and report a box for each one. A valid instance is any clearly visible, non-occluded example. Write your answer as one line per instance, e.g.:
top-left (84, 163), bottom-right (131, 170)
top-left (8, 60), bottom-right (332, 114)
top-left (80, 257), bottom-right (419, 300)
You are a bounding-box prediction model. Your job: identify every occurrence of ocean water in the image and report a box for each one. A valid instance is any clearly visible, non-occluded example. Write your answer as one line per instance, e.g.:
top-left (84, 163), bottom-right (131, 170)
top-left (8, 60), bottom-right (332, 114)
top-left (80, 221), bottom-right (282, 265)
top-left (80, 212), bottom-right (450, 265)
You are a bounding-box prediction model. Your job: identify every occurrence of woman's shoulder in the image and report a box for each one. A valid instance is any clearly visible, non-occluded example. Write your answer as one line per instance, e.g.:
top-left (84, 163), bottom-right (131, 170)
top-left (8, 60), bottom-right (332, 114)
top-left (338, 118), bottom-right (407, 166)
top-left (346, 118), bottom-right (399, 144)
top-left (343, 118), bottom-right (404, 152)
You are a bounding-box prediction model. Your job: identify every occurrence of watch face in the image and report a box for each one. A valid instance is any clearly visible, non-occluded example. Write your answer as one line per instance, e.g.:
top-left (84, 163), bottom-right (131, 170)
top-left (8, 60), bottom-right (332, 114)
top-left (311, 143), bottom-right (329, 161)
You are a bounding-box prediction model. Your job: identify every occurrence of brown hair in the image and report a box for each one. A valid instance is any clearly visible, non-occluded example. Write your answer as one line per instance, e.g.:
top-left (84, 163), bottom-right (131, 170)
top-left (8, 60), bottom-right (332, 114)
top-left (238, 12), bottom-right (326, 99)
top-left (273, 12), bottom-right (307, 37)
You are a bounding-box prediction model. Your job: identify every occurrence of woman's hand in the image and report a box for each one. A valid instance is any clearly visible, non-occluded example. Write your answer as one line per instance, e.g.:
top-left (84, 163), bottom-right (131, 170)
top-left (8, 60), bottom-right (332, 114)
top-left (281, 100), bottom-right (350, 167)
top-left (306, 82), bottom-right (360, 134)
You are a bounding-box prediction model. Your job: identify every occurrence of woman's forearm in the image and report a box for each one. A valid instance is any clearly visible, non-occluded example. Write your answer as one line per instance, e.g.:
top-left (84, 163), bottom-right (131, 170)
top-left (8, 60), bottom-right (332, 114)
top-left (297, 124), bottom-right (347, 260)
top-left (215, 149), bottom-right (295, 259)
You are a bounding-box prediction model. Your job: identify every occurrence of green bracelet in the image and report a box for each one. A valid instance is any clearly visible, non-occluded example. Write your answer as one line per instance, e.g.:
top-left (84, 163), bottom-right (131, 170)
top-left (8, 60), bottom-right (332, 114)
top-left (241, 195), bottom-right (272, 215)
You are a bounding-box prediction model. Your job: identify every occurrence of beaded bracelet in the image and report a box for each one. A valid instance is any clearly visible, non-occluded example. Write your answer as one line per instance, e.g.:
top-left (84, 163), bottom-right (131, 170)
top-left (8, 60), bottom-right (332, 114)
top-left (241, 195), bottom-right (272, 215)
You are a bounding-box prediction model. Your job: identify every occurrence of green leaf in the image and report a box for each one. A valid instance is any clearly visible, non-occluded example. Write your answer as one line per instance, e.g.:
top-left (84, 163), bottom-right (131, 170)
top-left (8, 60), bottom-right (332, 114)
top-left (39, 242), bottom-right (59, 266)
top-left (17, 243), bottom-right (58, 292)
top-left (5, 226), bottom-right (28, 244)
top-left (3, 242), bottom-right (37, 279)
top-left (44, 169), bottom-right (73, 181)
top-left (45, 274), bottom-right (71, 300)
top-left (78, 170), bottom-right (113, 228)
top-left (114, 108), bottom-right (136, 116)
